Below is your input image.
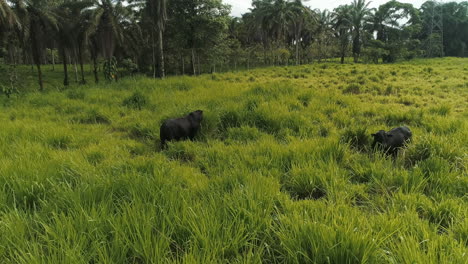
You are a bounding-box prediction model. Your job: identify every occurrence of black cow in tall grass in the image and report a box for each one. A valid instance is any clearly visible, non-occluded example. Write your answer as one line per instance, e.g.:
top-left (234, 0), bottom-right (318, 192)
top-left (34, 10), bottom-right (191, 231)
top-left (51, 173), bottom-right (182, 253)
top-left (371, 126), bottom-right (412, 156)
top-left (160, 110), bottom-right (204, 149)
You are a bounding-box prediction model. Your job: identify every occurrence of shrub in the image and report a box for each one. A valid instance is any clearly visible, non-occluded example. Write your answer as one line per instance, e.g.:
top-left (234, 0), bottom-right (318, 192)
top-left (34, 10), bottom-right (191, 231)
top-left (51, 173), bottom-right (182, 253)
top-left (282, 166), bottom-right (328, 200)
top-left (120, 58), bottom-right (138, 75)
top-left (384, 85), bottom-right (394, 95)
top-left (343, 83), bottom-right (361, 94)
top-left (340, 127), bottom-right (370, 152)
top-left (218, 110), bottom-right (243, 131)
top-left (429, 105), bottom-right (451, 116)
top-left (226, 126), bottom-right (263, 143)
top-left (405, 140), bottom-right (432, 167)
top-left (164, 142), bottom-right (197, 162)
top-left (173, 82), bottom-right (192, 91)
top-left (123, 91), bottom-right (148, 110)
top-left (129, 123), bottom-right (155, 140)
top-left (86, 151), bottom-right (105, 165)
top-left (66, 89), bottom-right (86, 100)
top-left (245, 99), bottom-right (259, 111)
top-left (47, 134), bottom-right (73, 149)
top-left (297, 93), bottom-right (312, 107)
top-left (73, 109), bottom-right (111, 124)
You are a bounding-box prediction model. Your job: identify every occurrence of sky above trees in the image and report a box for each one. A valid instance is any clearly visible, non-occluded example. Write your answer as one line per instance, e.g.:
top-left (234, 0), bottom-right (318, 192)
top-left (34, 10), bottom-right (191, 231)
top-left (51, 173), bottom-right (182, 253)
top-left (225, 0), bottom-right (464, 17)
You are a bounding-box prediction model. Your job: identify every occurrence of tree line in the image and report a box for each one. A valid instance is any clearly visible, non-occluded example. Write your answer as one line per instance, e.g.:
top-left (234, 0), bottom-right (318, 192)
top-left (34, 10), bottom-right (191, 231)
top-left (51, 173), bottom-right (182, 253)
top-left (0, 0), bottom-right (468, 90)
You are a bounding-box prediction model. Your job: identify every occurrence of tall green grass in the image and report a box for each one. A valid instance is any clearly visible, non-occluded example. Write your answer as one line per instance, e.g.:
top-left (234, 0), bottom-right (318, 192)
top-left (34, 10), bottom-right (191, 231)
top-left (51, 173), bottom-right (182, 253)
top-left (0, 58), bottom-right (467, 263)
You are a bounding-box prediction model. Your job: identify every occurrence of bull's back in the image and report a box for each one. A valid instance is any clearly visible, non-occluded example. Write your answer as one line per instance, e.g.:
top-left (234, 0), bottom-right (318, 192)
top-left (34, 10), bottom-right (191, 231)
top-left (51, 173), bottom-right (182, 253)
top-left (390, 126), bottom-right (412, 140)
top-left (387, 127), bottom-right (411, 148)
top-left (161, 118), bottom-right (190, 140)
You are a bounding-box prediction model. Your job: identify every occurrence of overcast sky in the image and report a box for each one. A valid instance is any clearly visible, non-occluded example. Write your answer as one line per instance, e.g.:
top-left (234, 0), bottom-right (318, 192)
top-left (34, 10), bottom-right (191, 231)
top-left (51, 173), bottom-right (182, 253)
top-left (224, 0), bottom-right (463, 17)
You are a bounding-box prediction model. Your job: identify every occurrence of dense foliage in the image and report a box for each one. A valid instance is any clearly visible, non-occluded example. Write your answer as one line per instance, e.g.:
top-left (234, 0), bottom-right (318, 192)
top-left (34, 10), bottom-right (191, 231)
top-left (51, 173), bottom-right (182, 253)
top-left (1, 0), bottom-right (468, 90)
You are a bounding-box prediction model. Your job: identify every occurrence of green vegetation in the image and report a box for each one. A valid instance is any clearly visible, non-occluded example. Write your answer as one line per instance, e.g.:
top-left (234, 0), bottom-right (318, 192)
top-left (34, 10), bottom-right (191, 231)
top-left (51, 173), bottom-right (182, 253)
top-left (2, 0), bottom-right (468, 92)
top-left (0, 58), bottom-right (467, 262)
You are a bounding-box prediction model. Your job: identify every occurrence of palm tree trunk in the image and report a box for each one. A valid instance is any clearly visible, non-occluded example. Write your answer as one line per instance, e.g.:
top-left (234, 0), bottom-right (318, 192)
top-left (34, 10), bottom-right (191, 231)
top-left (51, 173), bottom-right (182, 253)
top-left (93, 55), bottom-right (99, 84)
top-left (35, 63), bottom-right (44, 91)
top-left (294, 22), bottom-right (300, 66)
top-left (51, 49), bottom-right (55, 71)
top-left (191, 47), bottom-right (196, 75)
top-left (353, 30), bottom-right (360, 63)
top-left (295, 34), bottom-right (300, 66)
top-left (152, 30), bottom-right (156, 78)
top-left (181, 54), bottom-right (185, 75)
top-left (157, 28), bottom-right (165, 78)
top-left (8, 42), bottom-right (15, 64)
top-left (78, 45), bottom-right (86, 84)
top-left (61, 47), bottom-right (69, 86)
top-left (30, 25), bottom-right (43, 91)
top-left (115, 62), bottom-right (119, 82)
top-left (90, 40), bottom-right (99, 84)
top-left (22, 49), bottom-right (27, 65)
top-left (197, 54), bottom-right (200, 75)
top-left (73, 50), bottom-right (79, 83)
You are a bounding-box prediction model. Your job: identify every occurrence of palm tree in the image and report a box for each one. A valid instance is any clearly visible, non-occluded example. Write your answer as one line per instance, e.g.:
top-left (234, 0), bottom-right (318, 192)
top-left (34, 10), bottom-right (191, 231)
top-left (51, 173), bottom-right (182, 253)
top-left (22, 0), bottom-right (59, 91)
top-left (56, 1), bottom-right (74, 86)
top-left (1, 0), bottom-right (21, 64)
top-left (333, 5), bottom-right (352, 64)
top-left (57, 0), bottom-right (94, 85)
top-left (144, 0), bottom-right (167, 78)
top-left (262, 0), bottom-right (296, 46)
top-left (86, 0), bottom-right (126, 81)
top-left (9, 0), bottom-right (28, 65)
top-left (243, 4), bottom-right (269, 65)
top-left (288, 0), bottom-right (311, 65)
top-left (88, 34), bottom-right (100, 83)
top-left (0, 0), bottom-right (20, 30)
top-left (250, 0), bottom-right (303, 64)
top-left (313, 9), bottom-right (333, 62)
top-left (349, 0), bottom-right (371, 63)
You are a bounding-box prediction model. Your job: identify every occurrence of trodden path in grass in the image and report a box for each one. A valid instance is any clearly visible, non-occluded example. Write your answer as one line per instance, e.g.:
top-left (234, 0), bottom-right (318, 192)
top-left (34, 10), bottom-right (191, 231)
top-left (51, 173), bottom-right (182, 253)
top-left (0, 58), bottom-right (467, 263)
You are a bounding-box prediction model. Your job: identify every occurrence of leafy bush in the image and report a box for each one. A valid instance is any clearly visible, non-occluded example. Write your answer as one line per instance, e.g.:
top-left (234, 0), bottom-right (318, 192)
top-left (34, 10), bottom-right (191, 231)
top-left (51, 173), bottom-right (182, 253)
top-left (341, 127), bottom-right (370, 151)
top-left (47, 134), bottom-right (73, 149)
top-left (73, 109), bottom-right (111, 124)
top-left (120, 58), bottom-right (138, 75)
top-left (343, 83), bottom-right (361, 94)
top-left (66, 89), bottom-right (86, 100)
top-left (123, 91), bottom-right (148, 110)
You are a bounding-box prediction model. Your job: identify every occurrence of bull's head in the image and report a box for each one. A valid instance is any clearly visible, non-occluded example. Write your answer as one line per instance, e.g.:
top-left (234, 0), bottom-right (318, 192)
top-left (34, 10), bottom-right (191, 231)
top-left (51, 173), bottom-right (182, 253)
top-left (371, 130), bottom-right (393, 147)
top-left (189, 110), bottom-right (204, 123)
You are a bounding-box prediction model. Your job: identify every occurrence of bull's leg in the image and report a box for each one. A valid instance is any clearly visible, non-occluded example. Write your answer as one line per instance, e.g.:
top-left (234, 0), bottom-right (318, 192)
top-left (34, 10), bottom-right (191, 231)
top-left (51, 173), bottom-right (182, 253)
top-left (188, 128), bottom-right (197, 141)
top-left (160, 138), bottom-right (167, 150)
top-left (390, 147), bottom-right (400, 159)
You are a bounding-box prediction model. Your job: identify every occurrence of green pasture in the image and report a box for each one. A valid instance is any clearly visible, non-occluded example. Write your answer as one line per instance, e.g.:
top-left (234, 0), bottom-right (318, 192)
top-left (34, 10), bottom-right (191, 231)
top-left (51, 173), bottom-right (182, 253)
top-left (0, 58), bottom-right (467, 263)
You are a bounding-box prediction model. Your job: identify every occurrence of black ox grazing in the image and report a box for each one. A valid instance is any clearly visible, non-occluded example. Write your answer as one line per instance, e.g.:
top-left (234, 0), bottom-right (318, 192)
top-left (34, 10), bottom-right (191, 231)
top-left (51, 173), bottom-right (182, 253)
top-left (160, 110), bottom-right (204, 149)
top-left (371, 126), bottom-right (412, 156)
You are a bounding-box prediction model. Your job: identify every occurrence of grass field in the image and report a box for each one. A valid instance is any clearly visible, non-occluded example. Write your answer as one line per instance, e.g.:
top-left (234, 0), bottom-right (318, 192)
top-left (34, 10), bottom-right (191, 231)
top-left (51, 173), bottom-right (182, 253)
top-left (0, 58), bottom-right (467, 263)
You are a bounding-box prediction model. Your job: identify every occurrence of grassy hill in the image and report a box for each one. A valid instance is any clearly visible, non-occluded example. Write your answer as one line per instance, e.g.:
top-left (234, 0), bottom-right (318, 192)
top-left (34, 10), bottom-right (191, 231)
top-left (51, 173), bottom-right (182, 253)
top-left (0, 58), bottom-right (467, 263)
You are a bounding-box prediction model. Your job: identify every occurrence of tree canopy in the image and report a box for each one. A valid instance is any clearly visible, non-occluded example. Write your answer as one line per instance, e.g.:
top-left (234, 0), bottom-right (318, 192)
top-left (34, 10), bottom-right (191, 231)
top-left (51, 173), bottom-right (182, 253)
top-left (1, 0), bottom-right (468, 90)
